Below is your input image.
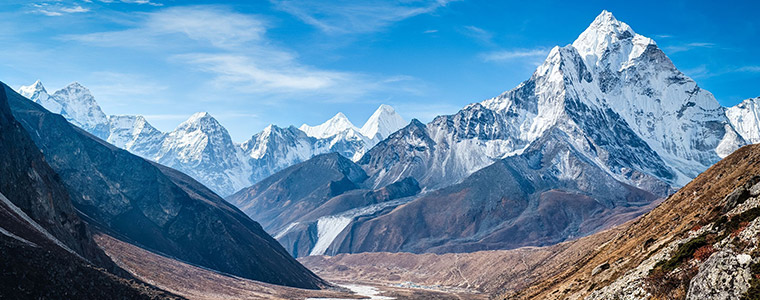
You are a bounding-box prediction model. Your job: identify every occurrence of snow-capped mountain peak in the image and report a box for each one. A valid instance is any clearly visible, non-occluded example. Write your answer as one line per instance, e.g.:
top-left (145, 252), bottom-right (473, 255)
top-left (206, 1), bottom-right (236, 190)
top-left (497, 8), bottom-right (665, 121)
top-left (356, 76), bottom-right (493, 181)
top-left (18, 80), bottom-right (47, 98)
top-left (176, 112), bottom-right (225, 132)
top-left (572, 10), bottom-right (654, 72)
top-left (299, 112), bottom-right (358, 139)
top-left (107, 114), bottom-right (165, 158)
top-left (18, 81), bottom-right (110, 139)
top-left (360, 104), bottom-right (406, 140)
top-left (19, 80), bottom-right (61, 114)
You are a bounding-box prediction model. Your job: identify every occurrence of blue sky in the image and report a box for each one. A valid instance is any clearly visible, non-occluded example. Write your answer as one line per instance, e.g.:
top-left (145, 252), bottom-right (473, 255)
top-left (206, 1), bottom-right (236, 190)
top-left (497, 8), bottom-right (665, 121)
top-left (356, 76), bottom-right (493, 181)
top-left (1, 0), bottom-right (758, 141)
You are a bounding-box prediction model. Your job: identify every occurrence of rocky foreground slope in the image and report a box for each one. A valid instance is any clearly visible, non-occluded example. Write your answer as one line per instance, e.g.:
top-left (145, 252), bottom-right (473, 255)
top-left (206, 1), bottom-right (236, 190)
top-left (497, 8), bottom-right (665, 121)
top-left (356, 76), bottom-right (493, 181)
top-left (510, 144), bottom-right (760, 299)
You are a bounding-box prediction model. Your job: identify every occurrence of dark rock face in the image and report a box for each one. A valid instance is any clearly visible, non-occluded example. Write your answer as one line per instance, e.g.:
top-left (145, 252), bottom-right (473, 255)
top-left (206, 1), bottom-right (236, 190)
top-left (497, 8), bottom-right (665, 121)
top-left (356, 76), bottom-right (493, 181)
top-left (3, 84), bottom-right (325, 289)
top-left (229, 153), bottom-right (421, 257)
top-left (357, 119), bottom-right (438, 189)
top-left (0, 194), bottom-right (179, 300)
top-left (229, 153), bottom-right (369, 232)
top-left (0, 85), bottom-right (176, 298)
top-left (0, 85), bottom-right (115, 271)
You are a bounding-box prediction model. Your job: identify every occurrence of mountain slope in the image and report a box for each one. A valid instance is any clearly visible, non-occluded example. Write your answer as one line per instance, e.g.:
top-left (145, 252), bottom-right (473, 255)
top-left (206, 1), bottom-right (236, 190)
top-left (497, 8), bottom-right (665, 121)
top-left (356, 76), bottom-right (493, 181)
top-left (228, 153), bottom-right (422, 257)
top-left (236, 10), bottom-right (744, 258)
top-left (727, 97), bottom-right (760, 144)
top-left (18, 82), bottom-right (406, 196)
top-left (107, 114), bottom-right (166, 159)
top-left (0, 85), bottom-right (177, 299)
top-left (229, 153), bottom-right (369, 233)
top-left (0, 192), bottom-right (179, 300)
top-left (0, 84), bottom-right (116, 270)
top-left (3, 83), bottom-right (325, 289)
top-left (336, 127), bottom-right (659, 254)
top-left (511, 143), bottom-right (760, 299)
top-left (154, 112), bottom-right (252, 196)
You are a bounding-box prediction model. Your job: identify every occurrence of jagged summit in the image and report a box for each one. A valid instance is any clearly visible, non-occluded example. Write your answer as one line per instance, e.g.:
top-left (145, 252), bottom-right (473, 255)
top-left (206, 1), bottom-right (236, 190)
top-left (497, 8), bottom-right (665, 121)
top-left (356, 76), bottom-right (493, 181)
top-left (18, 80), bottom-right (46, 95)
top-left (19, 81), bottom-right (110, 139)
top-left (176, 112), bottom-right (227, 133)
top-left (572, 10), bottom-right (655, 72)
top-left (300, 112), bottom-right (358, 139)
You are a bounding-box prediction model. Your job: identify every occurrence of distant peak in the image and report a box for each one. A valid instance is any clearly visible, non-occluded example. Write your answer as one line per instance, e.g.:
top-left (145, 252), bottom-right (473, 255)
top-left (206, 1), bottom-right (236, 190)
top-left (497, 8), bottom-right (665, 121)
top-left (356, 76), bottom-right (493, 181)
top-left (54, 82), bottom-right (94, 98)
top-left (65, 81), bottom-right (88, 90)
top-left (188, 111), bottom-right (214, 121)
top-left (300, 111), bottom-right (358, 139)
top-left (330, 112), bottom-right (349, 121)
top-left (377, 104), bottom-right (395, 113)
top-left (360, 104), bottom-right (406, 140)
top-left (18, 80), bottom-right (48, 97)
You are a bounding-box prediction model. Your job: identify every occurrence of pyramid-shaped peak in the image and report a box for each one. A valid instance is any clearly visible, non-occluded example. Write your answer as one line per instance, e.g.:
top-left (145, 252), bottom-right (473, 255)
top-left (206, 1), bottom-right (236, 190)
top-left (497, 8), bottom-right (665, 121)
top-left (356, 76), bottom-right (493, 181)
top-left (186, 112), bottom-right (217, 123)
top-left (62, 81), bottom-right (90, 92)
top-left (361, 104), bottom-right (406, 140)
top-left (328, 112), bottom-right (350, 122)
top-left (377, 104), bottom-right (395, 112)
top-left (574, 10), bottom-right (635, 48)
top-left (571, 10), bottom-right (656, 71)
top-left (29, 80), bottom-right (46, 90)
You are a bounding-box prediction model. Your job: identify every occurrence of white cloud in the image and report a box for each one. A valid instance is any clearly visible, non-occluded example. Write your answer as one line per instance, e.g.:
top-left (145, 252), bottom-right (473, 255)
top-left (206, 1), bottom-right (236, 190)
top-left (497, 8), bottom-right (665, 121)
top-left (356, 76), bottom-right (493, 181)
top-left (31, 3), bottom-right (90, 16)
top-left (172, 53), bottom-right (351, 91)
top-left (63, 5), bottom-right (418, 102)
top-left (665, 42), bottom-right (716, 54)
top-left (481, 48), bottom-right (549, 62)
top-left (738, 66), bottom-right (760, 73)
top-left (462, 25), bottom-right (492, 44)
top-left (65, 6), bottom-right (266, 49)
top-left (271, 0), bottom-right (458, 34)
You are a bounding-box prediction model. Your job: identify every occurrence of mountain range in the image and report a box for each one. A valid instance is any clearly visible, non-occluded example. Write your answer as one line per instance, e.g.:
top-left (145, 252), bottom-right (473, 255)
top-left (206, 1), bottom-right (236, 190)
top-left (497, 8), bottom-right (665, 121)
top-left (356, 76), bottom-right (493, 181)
top-left (2, 82), bottom-right (325, 289)
top-left (17, 82), bottom-right (406, 197)
top-left (14, 11), bottom-right (760, 260)
top-left (230, 10), bottom-right (760, 257)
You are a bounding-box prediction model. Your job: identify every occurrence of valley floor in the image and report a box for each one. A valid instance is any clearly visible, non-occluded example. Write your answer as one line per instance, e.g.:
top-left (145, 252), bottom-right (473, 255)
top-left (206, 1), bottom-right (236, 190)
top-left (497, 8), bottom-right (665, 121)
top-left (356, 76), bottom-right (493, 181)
top-left (95, 233), bottom-right (475, 300)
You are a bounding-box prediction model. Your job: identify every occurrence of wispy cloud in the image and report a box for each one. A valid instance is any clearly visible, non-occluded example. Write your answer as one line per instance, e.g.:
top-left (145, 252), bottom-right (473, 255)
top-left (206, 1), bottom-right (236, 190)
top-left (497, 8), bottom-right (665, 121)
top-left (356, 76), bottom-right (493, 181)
top-left (271, 0), bottom-right (458, 34)
top-left (665, 42), bottom-right (716, 54)
top-left (462, 25), bottom-right (492, 44)
top-left (480, 48), bottom-right (549, 62)
top-left (88, 0), bottom-right (163, 6)
top-left (63, 5), bottom-right (418, 103)
top-left (423, 29), bottom-right (438, 34)
top-left (682, 64), bottom-right (760, 79)
top-left (738, 66), bottom-right (760, 73)
top-left (172, 53), bottom-right (354, 92)
top-left (64, 6), bottom-right (266, 49)
top-left (30, 3), bottom-right (90, 16)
